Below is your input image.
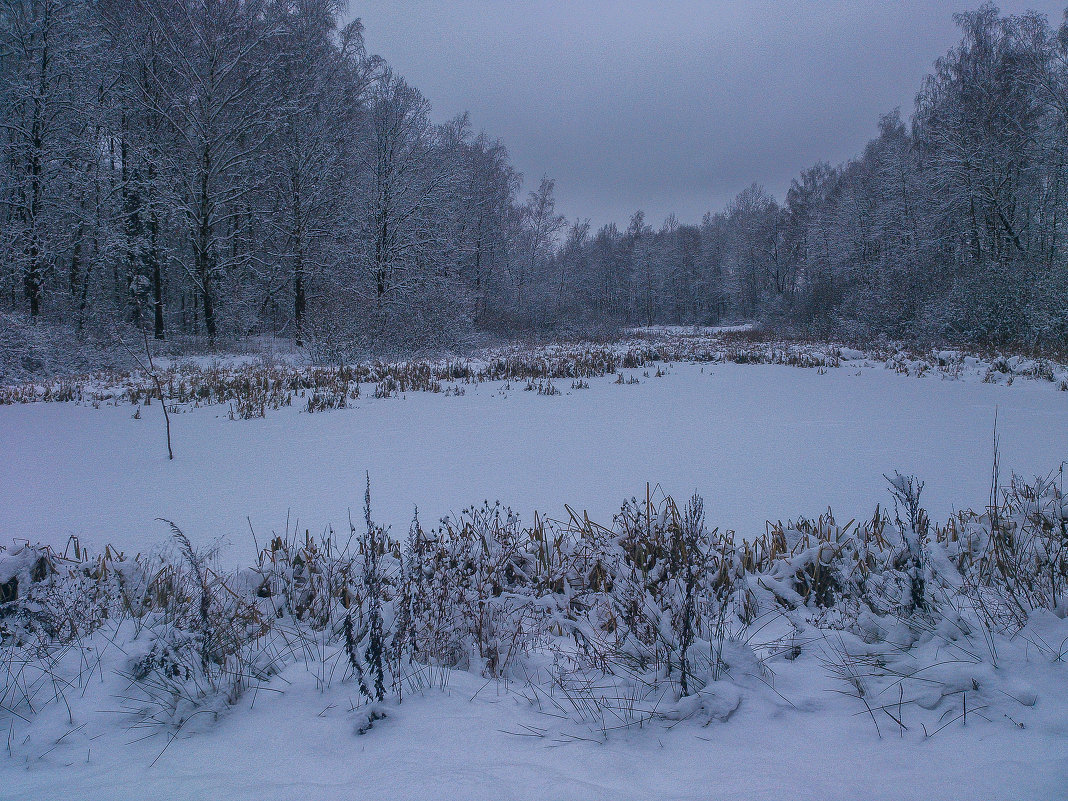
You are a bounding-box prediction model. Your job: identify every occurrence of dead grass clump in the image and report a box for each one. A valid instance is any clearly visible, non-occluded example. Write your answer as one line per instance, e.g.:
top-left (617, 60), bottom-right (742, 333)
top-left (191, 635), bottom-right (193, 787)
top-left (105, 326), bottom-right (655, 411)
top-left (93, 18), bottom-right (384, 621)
top-left (4, 462), bottom-right (1067, 742)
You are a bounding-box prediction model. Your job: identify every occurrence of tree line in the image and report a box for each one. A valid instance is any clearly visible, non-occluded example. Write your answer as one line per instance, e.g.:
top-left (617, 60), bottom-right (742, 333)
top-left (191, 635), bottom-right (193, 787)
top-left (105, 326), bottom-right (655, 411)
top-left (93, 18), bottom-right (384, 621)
top-left (0, 0), bottom-right (550, 352)
top-left (549, 5), bottom-right (1068, 350)
top-left (2, 2), bottom-right (1067, 353)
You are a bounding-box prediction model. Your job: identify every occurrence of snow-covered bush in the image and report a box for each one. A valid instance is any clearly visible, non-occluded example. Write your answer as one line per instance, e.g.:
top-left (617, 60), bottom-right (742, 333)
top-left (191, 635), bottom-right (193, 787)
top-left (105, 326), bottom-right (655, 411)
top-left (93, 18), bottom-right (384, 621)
top-left (3, 465), bottom-right (1067, 742)
top-left (399, 502), bottom-right (544, 679)
top-left (0, 312), bottom-right (127, 384)
top-left (941, 473), bottom-right (1068, 627)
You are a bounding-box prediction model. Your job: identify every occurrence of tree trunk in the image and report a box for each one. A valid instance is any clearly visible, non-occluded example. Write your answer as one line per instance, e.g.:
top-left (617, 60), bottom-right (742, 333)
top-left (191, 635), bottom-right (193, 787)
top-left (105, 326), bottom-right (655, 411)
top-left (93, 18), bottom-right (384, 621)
top-left (197, 148), bottom-right (217, 343)
top-left (293, 186), bottom-right (305, 346)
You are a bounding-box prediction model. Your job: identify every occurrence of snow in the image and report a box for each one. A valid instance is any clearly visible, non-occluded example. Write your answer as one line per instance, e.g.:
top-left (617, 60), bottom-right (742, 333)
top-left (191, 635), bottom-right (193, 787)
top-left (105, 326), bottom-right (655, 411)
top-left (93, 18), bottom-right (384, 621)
top-left (2, 356), bottom-right (1068, 799)
top-left (3, 619), bottom-right (1065, 801)
top-left (1, 361), bottom-right (1065, 562)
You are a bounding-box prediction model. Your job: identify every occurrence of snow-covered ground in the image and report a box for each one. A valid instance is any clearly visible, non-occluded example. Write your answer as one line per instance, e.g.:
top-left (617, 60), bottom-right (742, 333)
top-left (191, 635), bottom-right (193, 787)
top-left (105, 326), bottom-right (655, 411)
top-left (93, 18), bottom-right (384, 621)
top-left (1, 360), bottom-right (1065, 561)
top-left (5, 637), bottom-right (1066, 801)
top-left (2, 350), bottom-right (1067, 800)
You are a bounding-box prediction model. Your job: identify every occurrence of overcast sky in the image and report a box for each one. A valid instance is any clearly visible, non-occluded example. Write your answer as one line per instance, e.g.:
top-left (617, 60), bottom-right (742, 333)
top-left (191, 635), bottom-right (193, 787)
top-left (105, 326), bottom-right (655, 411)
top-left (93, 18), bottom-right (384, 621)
top-left (354, 1), bottom-right (1067, 229)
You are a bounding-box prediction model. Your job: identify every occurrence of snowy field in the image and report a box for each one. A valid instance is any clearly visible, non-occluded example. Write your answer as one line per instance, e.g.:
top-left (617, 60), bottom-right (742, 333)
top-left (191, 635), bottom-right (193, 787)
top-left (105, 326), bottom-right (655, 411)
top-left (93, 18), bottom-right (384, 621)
top-left (2, 351), bottom-right (1067, 801)
top-left (1, 359), bottom-right (1066, 561)
top-left (4, 645), bottom-right (1067, 801)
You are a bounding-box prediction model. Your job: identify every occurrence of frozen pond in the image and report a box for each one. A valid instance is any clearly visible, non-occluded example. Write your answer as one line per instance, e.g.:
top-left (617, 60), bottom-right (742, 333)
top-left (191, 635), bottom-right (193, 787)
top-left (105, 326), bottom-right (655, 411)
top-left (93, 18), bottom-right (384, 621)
top-left (1, 361), bottom-right (1065, 560)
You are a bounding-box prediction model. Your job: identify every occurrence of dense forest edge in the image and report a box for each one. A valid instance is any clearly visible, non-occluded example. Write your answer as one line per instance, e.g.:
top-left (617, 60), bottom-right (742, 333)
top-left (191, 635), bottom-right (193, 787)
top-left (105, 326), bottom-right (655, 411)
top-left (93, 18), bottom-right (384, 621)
top-left (3, 2), bottom-right (1068, 380)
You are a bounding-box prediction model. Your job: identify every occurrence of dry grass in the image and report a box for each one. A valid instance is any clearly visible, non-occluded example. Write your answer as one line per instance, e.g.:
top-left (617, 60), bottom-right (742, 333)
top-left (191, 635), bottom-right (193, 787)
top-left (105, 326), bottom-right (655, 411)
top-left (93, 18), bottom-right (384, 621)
top-left (2, 467), bottom-right (1065, 740)
top-left (2, 329), bottom-right (1064, 421)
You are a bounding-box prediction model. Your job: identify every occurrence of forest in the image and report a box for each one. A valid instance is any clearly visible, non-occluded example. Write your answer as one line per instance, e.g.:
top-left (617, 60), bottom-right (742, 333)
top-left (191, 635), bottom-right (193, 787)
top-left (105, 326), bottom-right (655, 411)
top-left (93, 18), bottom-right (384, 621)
top-left (2, 1), bottom-right (1068, 358)
top-left (3, 5), bottom-right (1068, 798)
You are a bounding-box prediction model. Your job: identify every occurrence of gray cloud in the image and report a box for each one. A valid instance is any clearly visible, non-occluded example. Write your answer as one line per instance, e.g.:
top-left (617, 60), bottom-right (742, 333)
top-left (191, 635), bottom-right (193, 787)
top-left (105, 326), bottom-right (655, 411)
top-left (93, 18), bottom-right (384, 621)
top-left (354, 1), bottom-right (1067, 227)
